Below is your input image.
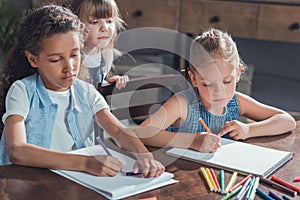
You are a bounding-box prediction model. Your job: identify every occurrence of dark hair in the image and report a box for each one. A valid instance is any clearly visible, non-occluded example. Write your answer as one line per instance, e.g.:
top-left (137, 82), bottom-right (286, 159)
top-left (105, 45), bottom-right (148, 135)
top-left (0, 4), bottom-right (86, 131)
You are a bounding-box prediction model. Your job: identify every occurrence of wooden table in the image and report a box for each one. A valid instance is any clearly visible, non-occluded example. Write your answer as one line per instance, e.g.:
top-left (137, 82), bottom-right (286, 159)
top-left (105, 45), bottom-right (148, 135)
top-left (0, 121), bottom-right (299, 200)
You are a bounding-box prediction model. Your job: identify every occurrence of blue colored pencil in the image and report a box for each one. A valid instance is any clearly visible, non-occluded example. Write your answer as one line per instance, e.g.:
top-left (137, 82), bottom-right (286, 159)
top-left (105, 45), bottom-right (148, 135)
top-left (245, 177), bottom-right (255, 200)
top-left (236, 177), bottom-right (252, 200)
top-left (256, 188), bottom-right (274, 200)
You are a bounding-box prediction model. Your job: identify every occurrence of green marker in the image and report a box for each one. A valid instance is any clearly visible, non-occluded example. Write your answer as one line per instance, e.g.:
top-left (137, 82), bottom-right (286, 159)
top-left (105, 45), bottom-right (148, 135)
top-left (221, 185), bottom-right (242, 200)
top-left (282, 195), bottom-right (291, 200)
top-left (220, 170), bottom-right (225, 194)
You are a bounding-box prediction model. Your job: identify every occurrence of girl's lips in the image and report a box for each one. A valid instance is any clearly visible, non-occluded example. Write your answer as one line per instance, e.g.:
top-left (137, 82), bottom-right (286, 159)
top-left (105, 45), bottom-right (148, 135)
top-left (213, 98), bottom-right (226, 102)
top-left (62, 75), bottom-right (76, 80)
top-left (98, 36), bottom-right (109, 40)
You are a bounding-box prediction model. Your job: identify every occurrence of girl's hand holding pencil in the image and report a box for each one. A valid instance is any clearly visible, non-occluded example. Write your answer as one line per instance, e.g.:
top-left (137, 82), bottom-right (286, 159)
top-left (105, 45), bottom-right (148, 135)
top-left (194, 118), bottom-right (221, 152)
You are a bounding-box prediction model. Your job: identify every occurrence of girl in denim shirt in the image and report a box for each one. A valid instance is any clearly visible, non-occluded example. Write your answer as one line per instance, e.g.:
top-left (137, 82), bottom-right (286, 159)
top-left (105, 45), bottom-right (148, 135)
top-left (69, 0), bottom-right (129, 89)
top-left (0, 5), bottom-right (164, 177)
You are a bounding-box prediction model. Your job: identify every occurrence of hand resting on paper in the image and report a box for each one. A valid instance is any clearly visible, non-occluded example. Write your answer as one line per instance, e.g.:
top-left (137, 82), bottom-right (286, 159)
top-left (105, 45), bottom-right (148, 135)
top-left (133, 152), bottom-right (165, 178)
top-left (218, 120), bottom-right (250, 140)
top-left (84, 153), bottom-right (165, 178)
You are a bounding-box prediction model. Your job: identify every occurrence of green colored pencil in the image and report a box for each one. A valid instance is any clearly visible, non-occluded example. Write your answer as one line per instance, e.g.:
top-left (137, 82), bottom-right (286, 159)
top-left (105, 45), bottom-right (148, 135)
top-left (221, 185), bottom-right (242, 200)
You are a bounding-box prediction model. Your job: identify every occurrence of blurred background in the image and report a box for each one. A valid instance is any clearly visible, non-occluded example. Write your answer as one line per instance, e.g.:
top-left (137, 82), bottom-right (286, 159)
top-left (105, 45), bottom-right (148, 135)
top-left (1, 0), bottom-right (299, 119)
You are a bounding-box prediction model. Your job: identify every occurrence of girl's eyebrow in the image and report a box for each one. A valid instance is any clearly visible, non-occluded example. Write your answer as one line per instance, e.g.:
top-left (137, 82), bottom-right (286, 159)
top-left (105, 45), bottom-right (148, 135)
top-left (46, 53), bottom-right (61, 57)
top-left (46, 48), bottom-right (80, 57)
top-left (224, 74), bottom-right (234, 79)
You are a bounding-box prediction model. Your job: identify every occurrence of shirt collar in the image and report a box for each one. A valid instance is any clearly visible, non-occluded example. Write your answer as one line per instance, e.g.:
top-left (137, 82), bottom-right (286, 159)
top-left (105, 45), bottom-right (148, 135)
top-left (35, 74), bottom-right (82, 112)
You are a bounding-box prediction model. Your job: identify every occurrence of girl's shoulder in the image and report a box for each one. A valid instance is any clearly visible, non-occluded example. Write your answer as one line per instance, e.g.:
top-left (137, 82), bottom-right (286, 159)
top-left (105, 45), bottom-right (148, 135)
top-left (177, 88), bottom-right (199, 105)
top-left (73, 78), bottom-right (96, 92)
top-left (235, 91), bottom-right (255, 104)
top-left (7, 80), bottom-right (27, 96)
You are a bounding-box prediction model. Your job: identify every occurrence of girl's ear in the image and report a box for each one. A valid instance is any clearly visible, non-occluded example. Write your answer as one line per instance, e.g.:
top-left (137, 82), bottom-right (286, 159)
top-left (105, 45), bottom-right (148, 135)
top-left (188, 70), bottom-right (197, 87)
top-left (25, 51), bottom-right (38, 68)
top-left (236, 65), bottom-right (243, 82)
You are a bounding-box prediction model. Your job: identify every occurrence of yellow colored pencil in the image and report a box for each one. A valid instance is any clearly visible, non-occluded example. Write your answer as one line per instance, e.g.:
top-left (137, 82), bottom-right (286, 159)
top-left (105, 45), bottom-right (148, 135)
top-left (200, 167), bottom-right (214, 192)
top-left (206, 168), bottom-right (218, 192)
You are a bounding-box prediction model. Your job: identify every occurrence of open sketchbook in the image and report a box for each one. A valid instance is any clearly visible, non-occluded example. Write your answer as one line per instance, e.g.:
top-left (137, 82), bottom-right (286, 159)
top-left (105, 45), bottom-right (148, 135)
top-left (166, 138), bottom-right (293, 178)
top-left (51, 145), bottom-right (177, 200)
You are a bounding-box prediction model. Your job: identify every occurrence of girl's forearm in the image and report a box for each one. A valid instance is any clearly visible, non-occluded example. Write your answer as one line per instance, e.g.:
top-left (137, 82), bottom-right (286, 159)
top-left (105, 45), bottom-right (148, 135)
top-left (112, 126), bottom-right (152, 156)
top-left (7, 143), bottom-right (87, 171)
top-left (248, 113), bottom-right (296, 138)
top-left (135, 126), bottom-right (196, 149)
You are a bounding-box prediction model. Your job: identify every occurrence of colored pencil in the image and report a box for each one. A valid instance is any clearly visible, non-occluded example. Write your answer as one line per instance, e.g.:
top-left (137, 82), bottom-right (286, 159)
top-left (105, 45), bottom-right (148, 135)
top-left (245, 177), bottom-right (255, 200)
top-left (260, 177), bottom-right (297, 197)
top-left (199, 117), bottom-right (211, 133)
top-left (200, 167), bottom-right (214, 192)
top-left (236, 177), bottom-right (252, 200)
top-left (206, 168), bottom-right (218, 192)
top-left (220, 169), bottom-right (225, 194)
top-left (249, 176), bottom-right (260, 200)
top-left (210, 168), bottom-right (221, 192)
top-left (271, 175), bottom-right (300, 194)
top-left (225, 172), bottom-right (237, 194)
top-left (269, 190), bottom-right (284, 200)
top-left (221, 185), bottom-right (242, 200)
top-left (256, 188), bottom-right (274, 200)
top-left (229, 174), bottom-right (252, 193)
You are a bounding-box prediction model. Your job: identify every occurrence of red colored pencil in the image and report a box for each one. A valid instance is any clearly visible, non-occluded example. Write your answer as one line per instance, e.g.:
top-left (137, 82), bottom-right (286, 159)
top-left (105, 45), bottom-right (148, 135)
top-left (210, 168), bottom-right (221, 192)
top-left (293, 176), bottom-right (300, 183)
top-left (229, 174), bottom-right (252, 193)
top-left (271, 175), bottom-right (300, 194)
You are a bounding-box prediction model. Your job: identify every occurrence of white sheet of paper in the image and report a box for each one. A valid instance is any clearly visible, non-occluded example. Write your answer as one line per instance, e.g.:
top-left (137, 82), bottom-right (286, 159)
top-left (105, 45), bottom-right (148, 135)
top-left (52, 145), bottom-right (177, 199)
top-left (166, 138), bottom-right (293, 177)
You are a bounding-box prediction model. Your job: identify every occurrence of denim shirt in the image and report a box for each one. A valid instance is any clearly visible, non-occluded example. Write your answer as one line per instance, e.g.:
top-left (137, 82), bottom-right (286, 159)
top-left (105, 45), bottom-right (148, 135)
top-left (0, 73), bottom-right (105, 165)
top-left (87, 55), bottom-right (106, 88)
top-left (166, 88), bottom-right (240, 139)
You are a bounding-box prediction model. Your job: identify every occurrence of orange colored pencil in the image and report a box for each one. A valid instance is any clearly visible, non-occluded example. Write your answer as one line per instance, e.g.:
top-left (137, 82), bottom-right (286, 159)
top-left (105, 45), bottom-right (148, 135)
top-left (199, 118), bottom-right (211, 133)
top-left (206, 168), bottom-right (218, 192)
top-left (210, 168), bottom-right (221, 193)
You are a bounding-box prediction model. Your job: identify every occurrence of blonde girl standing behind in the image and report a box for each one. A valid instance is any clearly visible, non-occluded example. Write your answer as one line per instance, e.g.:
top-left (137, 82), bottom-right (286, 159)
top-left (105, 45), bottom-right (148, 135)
top-left (136, 28), bottom-right (296, 153)
top-left (69, 0), bottom-right (129, 89)
top-left (0, 5), bottom-right (164, 177)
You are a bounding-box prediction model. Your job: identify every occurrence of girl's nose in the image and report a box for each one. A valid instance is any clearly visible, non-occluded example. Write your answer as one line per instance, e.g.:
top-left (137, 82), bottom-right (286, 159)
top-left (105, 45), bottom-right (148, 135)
top-left (99, 21), bottom-right (108, 32)
top-left (213, 83), bottom-right (225, 95)
top-left (64, 59), bottom-right (75, 72)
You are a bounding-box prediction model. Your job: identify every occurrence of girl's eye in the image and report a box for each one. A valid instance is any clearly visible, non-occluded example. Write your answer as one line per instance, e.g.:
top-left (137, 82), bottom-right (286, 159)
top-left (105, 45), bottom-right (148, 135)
top-left (107, 19), bottom-right (113, 23)
top-left (90, 20), bottom-right (98, 25)
top-left (72, 52), bottom-right (80, 58)
top-left (224, 80), bottom-right (232, 84)
top-left (49, 58), bottom-right (60, 63)
top-left (202, 83), bottom-right (211, 87)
